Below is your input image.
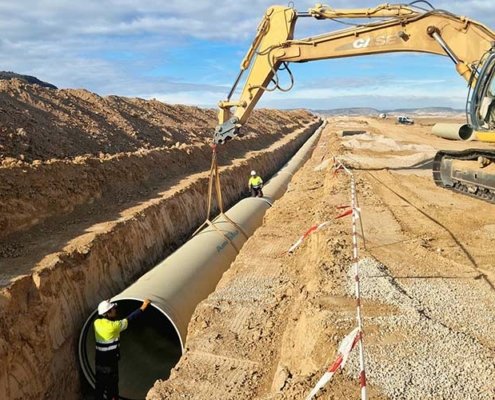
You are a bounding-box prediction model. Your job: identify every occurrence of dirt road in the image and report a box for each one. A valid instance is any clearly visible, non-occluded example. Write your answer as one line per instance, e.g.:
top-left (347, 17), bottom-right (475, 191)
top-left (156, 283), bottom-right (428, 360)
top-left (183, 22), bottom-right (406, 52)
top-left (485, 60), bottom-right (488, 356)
top-left (149, 117), bottom-right (495, 399)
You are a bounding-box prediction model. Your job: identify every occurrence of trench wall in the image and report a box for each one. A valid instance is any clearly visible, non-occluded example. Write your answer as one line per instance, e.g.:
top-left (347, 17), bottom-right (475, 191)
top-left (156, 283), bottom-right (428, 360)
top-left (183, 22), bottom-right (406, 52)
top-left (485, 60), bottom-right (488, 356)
top-left (0, 119), bottom-right (320, 400)
top-left (0, 112), bottom-right (316, 241)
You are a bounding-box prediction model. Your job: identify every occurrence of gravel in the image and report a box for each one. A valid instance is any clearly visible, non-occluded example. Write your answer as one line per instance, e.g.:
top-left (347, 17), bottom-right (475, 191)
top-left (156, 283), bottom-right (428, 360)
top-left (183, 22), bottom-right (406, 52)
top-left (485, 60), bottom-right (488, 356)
top-left (344, 257), bottom-right (495, 399)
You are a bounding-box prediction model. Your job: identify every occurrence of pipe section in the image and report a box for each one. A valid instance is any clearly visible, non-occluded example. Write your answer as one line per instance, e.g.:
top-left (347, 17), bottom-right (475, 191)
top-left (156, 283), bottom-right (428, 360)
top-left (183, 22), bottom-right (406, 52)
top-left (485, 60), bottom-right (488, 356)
top-left (432, 123), bottom-right (476, 141)
top-left (79, 121), bottom-right (327, 400)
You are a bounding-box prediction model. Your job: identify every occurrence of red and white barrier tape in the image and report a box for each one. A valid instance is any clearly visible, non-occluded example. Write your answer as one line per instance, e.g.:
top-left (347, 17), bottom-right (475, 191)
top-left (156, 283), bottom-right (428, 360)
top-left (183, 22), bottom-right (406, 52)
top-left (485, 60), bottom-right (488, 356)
top-left (287, 222), bottom-right (329, 253)
top-left (305, 327), bottom-right (361, 400)
top-left (351, 176), bottom-right (367, 399)
top-left (335, 160), bottom-right (368, 400)
top-left (293, 153), bottom-right (368, 399)
top-left (287, 208), bottom-right (353, 254)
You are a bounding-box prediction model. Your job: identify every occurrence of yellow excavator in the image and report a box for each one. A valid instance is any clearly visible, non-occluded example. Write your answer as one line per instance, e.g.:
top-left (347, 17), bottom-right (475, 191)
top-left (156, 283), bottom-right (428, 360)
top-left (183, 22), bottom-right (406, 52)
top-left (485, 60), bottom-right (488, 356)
top-left (212, 2), bottom-right (495, 203)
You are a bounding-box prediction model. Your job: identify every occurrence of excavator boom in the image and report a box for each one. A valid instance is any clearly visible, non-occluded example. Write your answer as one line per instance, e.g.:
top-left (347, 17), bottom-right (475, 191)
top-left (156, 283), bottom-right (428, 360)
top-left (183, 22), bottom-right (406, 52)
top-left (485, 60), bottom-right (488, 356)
top-left (214, 2), bottom-right (495, 204)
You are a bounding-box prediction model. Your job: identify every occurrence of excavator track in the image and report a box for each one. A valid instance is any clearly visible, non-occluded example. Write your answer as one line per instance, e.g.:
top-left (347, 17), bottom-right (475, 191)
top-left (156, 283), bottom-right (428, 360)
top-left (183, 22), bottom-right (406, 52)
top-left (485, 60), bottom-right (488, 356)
top-left (433, 149), bottom-right (495, 204)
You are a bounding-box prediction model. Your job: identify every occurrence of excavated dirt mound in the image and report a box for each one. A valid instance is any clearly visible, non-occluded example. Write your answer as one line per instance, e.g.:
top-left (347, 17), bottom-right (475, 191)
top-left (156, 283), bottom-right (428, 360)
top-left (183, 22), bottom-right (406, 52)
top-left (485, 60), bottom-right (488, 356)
top-left (0, 79), bottom-right (308, 161)
top-left (0, 79), bottom-right (320, 400)
top-left (0, 79), bottom-right (315, 242)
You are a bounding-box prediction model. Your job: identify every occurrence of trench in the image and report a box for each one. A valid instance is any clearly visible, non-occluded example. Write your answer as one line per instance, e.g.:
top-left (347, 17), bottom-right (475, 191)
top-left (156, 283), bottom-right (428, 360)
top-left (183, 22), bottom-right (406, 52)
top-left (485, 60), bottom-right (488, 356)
top-left (78, 121), bottom-right (326, 400)
top-left (0, 118), bottom-right (322, 400)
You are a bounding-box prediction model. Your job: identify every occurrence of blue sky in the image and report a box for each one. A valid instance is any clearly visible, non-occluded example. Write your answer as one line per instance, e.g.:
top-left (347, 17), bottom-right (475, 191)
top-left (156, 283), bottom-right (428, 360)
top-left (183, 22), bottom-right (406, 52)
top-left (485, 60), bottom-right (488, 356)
top-left (0, 1), bottom-right (494, 110)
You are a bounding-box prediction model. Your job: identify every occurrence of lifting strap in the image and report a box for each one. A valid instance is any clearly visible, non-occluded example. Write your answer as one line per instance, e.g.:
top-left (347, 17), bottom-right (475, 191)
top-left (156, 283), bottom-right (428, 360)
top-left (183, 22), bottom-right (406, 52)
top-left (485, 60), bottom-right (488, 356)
top-left (191, 145), bottom-right (248, 251)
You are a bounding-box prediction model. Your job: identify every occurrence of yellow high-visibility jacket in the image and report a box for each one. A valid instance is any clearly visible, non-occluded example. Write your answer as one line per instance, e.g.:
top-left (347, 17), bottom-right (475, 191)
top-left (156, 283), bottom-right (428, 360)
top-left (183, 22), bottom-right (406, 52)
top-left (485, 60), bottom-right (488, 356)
top-left (94, 318), bottom-right (128, 364)
top-left (249, 176), bottom-right (263, 188)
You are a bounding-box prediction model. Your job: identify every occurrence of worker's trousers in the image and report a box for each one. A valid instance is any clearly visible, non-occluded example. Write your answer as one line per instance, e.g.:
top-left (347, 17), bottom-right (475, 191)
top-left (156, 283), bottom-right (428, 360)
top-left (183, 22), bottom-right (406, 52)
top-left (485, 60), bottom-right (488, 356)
top-left (94, 362), bottom-right (119, 400)
top-left (251, 186), bottom-right (263, 197)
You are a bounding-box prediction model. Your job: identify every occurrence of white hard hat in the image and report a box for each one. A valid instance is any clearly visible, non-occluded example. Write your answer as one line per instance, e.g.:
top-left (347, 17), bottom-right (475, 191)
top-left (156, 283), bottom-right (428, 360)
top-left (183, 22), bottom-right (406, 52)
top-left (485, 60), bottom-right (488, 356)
top-left (250, 170), bottom-right (256, 176)
top-left (98, 300), bottom-right (116, 316)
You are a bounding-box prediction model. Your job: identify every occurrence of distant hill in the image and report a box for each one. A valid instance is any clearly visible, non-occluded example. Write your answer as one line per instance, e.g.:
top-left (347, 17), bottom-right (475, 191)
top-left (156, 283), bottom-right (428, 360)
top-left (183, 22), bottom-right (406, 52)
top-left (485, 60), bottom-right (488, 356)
top-left (313, 107), bottom-right (464, 117)
top-left (387, 107), bottom-right (464, 114)
top-left (312, 107), bottom-right (378, 116)
top-left (0, 71), bottom-right (57, 89)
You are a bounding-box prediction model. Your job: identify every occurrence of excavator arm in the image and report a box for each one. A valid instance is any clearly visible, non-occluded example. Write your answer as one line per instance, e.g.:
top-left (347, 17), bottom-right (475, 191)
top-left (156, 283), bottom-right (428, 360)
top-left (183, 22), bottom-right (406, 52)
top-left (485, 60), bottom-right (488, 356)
top-left (214, 3), bottom-right (495, 144)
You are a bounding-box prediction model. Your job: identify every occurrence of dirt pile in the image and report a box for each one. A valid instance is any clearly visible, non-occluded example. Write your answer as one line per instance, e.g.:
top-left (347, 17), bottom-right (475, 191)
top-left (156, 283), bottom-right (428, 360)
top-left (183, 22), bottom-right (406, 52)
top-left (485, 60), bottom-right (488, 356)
top-left (0, 79), bottom-right (320, 400)
top-left (0, 79), bottom-right (316, 241)
top-left (0, 79), bottom-right (310, 162)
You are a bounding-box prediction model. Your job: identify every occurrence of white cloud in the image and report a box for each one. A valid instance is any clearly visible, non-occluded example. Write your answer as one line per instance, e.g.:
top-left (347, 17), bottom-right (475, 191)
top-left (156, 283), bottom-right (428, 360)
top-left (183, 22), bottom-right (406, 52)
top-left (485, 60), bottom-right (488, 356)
top-left (258, 92), bottom-right (467, 110)
top-left (143, 76), bottom-right (469, 110)
top-left (261, 83), bottom-right (466, 103)
top-left (150, 91), bottom-right (222, 107)
top-left (0, 1), bottom-right (492, 41)
top-left (0, 0), bottom-right (491, 110)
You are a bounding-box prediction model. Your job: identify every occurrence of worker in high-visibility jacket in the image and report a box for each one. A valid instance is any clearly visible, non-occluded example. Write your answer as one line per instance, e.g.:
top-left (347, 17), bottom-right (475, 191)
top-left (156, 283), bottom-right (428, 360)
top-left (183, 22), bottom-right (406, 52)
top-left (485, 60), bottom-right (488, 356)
top-left (248, 170), bottom-right (264, 198)
top-left (94, 298), bottom-right (151, 400)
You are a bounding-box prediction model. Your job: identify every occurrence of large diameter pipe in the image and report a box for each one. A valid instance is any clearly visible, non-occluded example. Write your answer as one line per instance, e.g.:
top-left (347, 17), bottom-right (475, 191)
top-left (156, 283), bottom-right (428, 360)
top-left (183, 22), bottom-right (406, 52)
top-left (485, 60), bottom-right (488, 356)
top-left (79, 120), bottom-right (327, 400)
top-left (432, 123), bottom-right (476, 141)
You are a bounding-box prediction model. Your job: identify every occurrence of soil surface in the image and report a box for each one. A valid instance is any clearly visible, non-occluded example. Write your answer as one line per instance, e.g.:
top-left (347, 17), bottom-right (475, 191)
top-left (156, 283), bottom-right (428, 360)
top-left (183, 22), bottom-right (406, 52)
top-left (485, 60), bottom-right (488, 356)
top-left (2, 77), bottom-right (495, 400)
top-left (148, 116), bottom-right (495, 400)
top-left (0, 79), bottom-right (315, 278)
top-left (0, 79), bottom-right (319, 400)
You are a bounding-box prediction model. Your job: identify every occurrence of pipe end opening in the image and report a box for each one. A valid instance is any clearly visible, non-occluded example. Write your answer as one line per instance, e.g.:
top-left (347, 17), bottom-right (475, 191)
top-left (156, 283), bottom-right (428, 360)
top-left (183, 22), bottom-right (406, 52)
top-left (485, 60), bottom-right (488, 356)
top-left (79, 300), bottom-right (183, 400)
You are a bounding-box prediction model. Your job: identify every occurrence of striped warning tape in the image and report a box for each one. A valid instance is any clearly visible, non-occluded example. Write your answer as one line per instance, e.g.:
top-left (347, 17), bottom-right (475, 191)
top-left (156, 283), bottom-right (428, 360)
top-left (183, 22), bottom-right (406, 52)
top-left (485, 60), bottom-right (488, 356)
top-left (287, 222), bottom-right (328, 253)
top-left (286, 208), bottom-right (353, 254)
top-left (289, 147), bottom-right (368, 398)
top-left (305, 327), bottom-right (361, 400)
top-left (304, 156), bottom-right (368, 399)
top-left (334, 159), bottom-right (368, 400)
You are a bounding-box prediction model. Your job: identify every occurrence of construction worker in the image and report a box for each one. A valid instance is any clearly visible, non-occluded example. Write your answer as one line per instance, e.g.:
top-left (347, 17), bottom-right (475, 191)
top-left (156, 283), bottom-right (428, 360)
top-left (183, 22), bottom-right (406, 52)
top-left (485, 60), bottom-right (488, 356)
top-left (248, 170), bottom-right (264, 197)
top-left (94, 298), bottom-right (151, 400)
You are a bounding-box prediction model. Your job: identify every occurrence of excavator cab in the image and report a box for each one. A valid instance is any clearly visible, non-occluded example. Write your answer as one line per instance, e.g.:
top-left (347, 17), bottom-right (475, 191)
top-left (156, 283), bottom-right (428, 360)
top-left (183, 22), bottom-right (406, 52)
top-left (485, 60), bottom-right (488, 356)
top-left (468, 49), bottom-right (495, 132)
top-left (433, 49), bottom-right (495, 203)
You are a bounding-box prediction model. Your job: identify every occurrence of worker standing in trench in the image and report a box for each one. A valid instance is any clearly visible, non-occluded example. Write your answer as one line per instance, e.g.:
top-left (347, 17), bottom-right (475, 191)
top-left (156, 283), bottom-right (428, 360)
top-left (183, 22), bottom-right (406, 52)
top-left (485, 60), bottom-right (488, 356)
top-left (94, 298), bottom-right (151, 400)
top-left (249, 170), bottom-right (264, 197)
